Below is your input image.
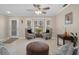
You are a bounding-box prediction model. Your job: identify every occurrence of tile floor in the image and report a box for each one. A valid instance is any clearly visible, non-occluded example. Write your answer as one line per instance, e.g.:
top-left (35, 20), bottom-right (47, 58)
top-left (4, 38), bottom-right (58, 55)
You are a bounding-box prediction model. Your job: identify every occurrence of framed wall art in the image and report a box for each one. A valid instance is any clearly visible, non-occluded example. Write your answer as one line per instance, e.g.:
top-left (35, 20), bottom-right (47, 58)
top-left (65, 12), bottom-right (73, 24)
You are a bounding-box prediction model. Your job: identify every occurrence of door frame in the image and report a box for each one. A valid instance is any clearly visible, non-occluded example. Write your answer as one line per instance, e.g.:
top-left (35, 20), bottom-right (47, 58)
top-left (9, 19), bottom-right (19, 38)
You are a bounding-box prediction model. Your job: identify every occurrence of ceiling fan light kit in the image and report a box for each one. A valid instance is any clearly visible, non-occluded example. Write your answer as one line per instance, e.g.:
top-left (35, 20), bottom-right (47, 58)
top-left (35, 10), bottom-right (42, 15)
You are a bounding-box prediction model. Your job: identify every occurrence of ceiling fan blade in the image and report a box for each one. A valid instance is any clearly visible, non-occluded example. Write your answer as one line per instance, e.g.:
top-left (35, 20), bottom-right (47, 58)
top-left (63, 4), bottom-right (68, 7)
top-left (33, 4), bottom-right (40, 8)
top-left (43, 7), bottom-right (50, 10)
top-left (42, 11), bottom-right (46, 14)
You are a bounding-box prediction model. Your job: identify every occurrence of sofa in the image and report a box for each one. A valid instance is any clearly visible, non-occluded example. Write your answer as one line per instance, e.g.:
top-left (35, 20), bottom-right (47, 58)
top-left (54, 40), bottom-right (79, 55)
top-left (0, 41), bottom-right (9, 55)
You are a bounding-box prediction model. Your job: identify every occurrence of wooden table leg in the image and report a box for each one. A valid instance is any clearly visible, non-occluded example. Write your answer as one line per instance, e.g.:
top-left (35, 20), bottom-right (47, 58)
top-left (57, 36), bottom-right (59, 46)
top-left (63, 40), bottom-right (65, 45)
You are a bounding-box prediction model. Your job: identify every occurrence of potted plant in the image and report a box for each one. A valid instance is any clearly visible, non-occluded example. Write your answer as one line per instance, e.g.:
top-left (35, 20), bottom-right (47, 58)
top-left (70, 32), bottom-right (78, 47)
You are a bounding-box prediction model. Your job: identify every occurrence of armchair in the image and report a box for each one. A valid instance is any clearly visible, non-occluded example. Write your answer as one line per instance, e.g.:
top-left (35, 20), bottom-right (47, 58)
top-left (25, 28), bottom-right (35, 39)
top-left (42, 28), bottom-right (52, 39)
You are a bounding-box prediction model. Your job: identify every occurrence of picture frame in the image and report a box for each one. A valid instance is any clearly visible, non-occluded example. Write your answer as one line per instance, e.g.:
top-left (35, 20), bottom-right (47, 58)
top-left (65, 12), bottom-right (73, 24)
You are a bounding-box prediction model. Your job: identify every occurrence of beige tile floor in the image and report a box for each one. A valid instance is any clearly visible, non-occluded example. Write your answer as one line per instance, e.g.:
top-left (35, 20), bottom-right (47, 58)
top-left (4, 38), bottom-right (58, 55)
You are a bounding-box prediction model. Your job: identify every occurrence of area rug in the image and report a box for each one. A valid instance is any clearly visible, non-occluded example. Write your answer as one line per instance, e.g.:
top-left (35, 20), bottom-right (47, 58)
top-left (3, 38), bottom-right (18, 44)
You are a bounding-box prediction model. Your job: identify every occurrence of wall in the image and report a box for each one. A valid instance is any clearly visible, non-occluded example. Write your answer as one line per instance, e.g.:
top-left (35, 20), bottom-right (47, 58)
top-left (51, 16), bottom-right (56, 38)
top-left (56, 5), bottom-right (79, 37)
top-left (0, 15), bottom-right (8, 42)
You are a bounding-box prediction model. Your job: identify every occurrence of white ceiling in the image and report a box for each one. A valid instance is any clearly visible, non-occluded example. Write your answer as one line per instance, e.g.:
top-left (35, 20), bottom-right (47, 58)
top-left (0, 4), bottom-right (65, 16)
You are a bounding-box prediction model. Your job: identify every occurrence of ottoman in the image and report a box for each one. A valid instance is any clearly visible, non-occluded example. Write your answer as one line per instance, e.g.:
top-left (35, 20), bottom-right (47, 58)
top-left (26, 41), bottom-right (49, 55)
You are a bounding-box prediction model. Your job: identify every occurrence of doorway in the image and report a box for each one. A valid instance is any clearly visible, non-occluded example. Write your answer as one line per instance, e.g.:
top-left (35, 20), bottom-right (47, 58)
top-left (9, 19), bottom-right (19, 38)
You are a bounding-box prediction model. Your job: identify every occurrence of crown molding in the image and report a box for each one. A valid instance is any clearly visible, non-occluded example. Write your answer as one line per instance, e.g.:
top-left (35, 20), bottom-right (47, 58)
top-left (56, 4), bottom-right (70, 15)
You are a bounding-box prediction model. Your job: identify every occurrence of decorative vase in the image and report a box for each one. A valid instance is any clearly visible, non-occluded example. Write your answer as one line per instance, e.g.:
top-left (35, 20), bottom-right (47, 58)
top-left (64, 31), bottom-right (68, 37)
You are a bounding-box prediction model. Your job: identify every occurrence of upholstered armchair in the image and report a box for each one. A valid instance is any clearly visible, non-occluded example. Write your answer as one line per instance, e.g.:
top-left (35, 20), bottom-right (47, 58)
top-left (25, 28), bottom-right (35, 39)
top-left (42, 28), bottom-right (52, 39)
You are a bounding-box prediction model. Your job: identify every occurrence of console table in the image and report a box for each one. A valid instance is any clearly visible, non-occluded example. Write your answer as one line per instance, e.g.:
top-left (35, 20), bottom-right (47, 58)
top-left (57, 34), bottom-right (73, 46)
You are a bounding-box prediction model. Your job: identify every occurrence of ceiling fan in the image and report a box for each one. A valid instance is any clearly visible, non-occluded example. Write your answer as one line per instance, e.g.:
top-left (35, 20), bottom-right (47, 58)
top-left (26, 4), bottom-right (50, 15)
top-left (63, 4), bottom-right (68, 7)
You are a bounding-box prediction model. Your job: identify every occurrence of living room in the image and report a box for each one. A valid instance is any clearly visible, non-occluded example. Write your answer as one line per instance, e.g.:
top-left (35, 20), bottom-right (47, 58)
top-left (0, 4), bottom-right (79, 55)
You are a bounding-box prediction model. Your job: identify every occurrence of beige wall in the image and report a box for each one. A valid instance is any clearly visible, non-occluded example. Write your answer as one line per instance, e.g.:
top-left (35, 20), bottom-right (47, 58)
top-left (56, 5), bottom-right (79, 37)
top-left (0, 15), bottom-right (8, 41)
top-left (51, 16), bottom-right (56, 38)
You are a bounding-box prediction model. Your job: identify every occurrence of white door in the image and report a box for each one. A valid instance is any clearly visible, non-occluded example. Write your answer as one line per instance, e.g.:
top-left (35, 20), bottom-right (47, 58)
top-left (9, 19), bottom-right (19, 38)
